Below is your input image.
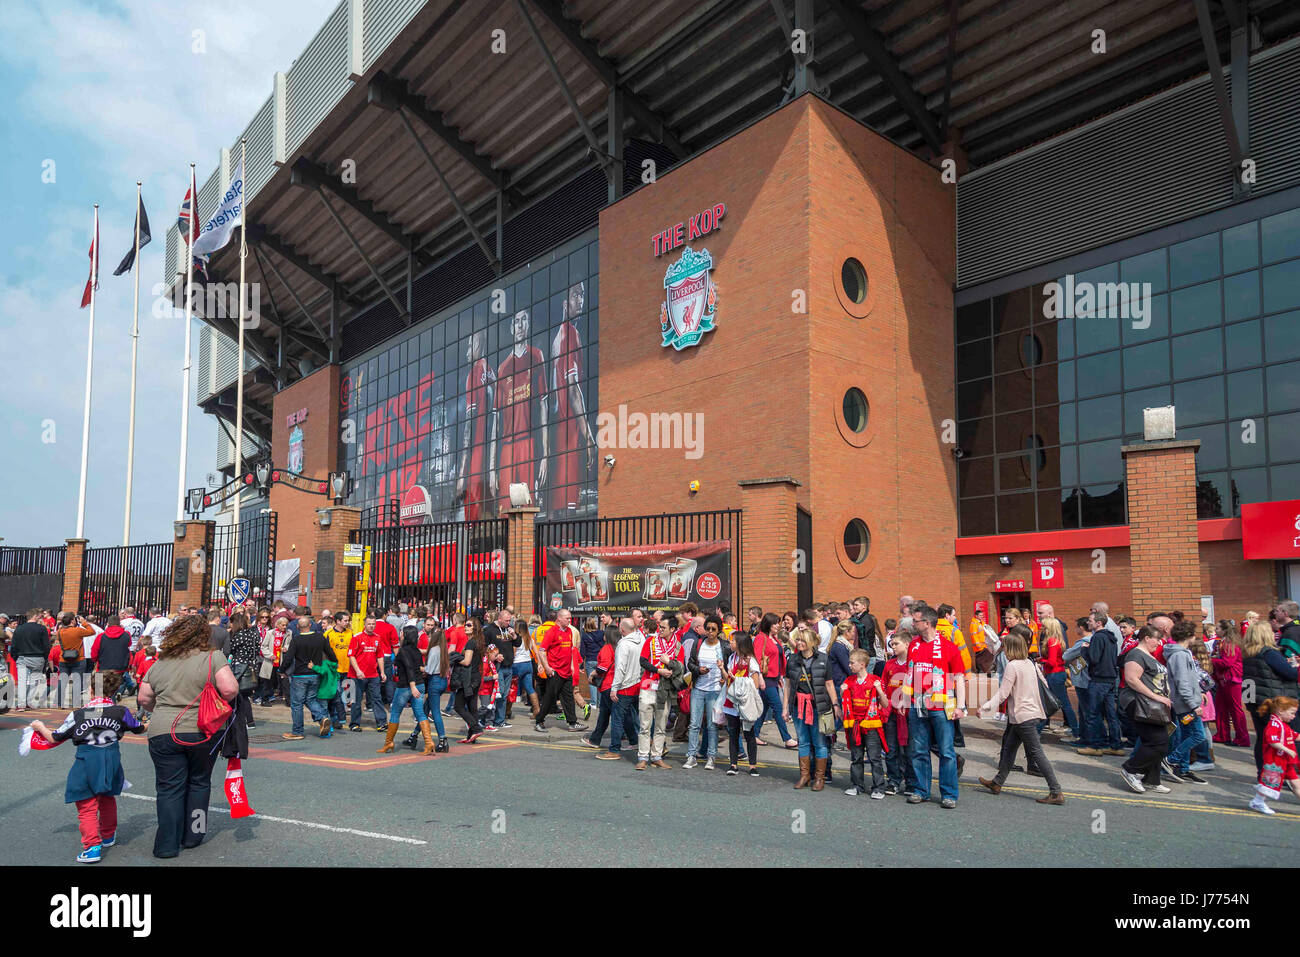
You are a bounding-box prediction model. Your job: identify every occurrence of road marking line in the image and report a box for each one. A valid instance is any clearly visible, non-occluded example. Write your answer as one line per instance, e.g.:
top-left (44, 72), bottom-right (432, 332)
top-left (116, 792), bottom-right (428, 845)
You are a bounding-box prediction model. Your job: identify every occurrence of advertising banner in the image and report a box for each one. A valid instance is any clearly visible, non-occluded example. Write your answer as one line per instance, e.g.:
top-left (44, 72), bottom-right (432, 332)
top-left (543, 541), bottom-right (730, 614)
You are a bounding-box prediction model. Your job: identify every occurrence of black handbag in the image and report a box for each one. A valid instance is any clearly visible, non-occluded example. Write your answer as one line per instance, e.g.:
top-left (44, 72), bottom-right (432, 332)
top-left (1036, 671), bottom-right (1061, 718)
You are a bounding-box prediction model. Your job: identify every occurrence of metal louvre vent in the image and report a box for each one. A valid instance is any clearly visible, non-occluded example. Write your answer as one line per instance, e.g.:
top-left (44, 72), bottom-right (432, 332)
top-left (239, 95), bottom-right (276, 203)
top-left (165, 223), bottom-right (178, 280)
top-left (197, 324), bottom-right (212, 404)
top-left (957, 37), bottom-right (1300, 288)
top-left (287, 2), bottom-right (350, 157)
top-left (364, 0), bottom-right (426, 71)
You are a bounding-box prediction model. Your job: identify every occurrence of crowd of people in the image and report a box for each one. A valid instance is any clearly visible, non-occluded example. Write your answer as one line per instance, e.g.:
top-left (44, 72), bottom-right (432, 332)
top-left (6, 591), bottom-right (1300, 863)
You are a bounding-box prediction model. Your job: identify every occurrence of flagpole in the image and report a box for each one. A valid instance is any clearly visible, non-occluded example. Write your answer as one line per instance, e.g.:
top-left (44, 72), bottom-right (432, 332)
top-left (75, 205), bottom-right (98, 540)
top-left (176, 164), bottom-right (196, 522)
top-left (232, 140), bottom-right (247, 568)
top-left (123, 182), bottom-right (142, 547)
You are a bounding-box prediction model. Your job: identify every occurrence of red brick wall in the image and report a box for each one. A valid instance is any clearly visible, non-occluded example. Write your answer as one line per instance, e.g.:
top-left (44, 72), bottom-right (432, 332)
top-left (959, 549), bottom-right (1133, 626)
top-left (63, 539), bottom-right (86, 613)
top-left (1124, 442), bottom-right (1202, 615)
top-left (1200, 540), bottom-right (1277, 626)
top-left (738, 479), bottom-right (800, 613)
top-left (270, 365), bottom-right (340, 562)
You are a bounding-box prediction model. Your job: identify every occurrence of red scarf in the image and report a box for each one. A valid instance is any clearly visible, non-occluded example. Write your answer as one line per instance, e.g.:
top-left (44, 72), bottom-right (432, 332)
top-left (640, 634), bottom-right (680, 692)
top-left (842, 675), bottom-right (887, 749)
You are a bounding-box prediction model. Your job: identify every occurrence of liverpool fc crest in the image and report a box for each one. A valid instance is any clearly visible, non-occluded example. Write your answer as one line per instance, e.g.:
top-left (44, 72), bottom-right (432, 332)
top-left (659, 246), bottom-right (717, 351)
top-left (288, 425), bottom-right (304, 474)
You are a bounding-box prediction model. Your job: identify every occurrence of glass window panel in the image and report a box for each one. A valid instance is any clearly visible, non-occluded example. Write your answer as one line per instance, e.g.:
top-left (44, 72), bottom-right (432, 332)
top-left (1270, 462), bottom-right (1300, 501)
top-left (1123, 340), bottom-right (1169, 387)
top-left (1055, 317), bottom-right (1075, 360)
top-left (1078, 394), bottom-right (1122, 441)
top-left (1226, 369), bottom-right (1265, 419)
top-left (1170, 233), bottom-right (1220, 287)
top-left (1121, 247), bottom-right (1167, 293)
top-left (1123, 384), bottom-right (1175, 436)
top-left (1123, 292), bottom-right (1168, 344)
top-left (1032, 362), bottom-right (1064, 406)
top-left (991, 287), bottom-right (1032, 334)
top-left (1223, 221), bottom-right (1260, 274)
top-left (1173, 376), bottom-right (1225, 426)
top-left (1076, 262), bottom-right (1119, 289)
top-left (1075, 351), bottom-right (1121, 397)
top-left (1080, 484), bottom-right (1126, 527)
top-left (1263, 259), bottom-right (1300, 314)
top-left (997, 454), bottom-right (1033, 492)
top-left (1058, 360), bottom-right (1075, 402)
top-left (995, 410), bottom-right (1034, 452)
top-left (1058, 444), bottom-right (1078, 487)
top-left (1034, 489), bottom-right (1065, 531)
top-left (377, 351), bottom-right (389, 376)
top-left (1196, 472), bottom-right (1229, 519)
top-left (994, 370), bottom-right (1033, 412)
top-left (1171, 329), bottom-right (1223, 380)
top-left (956, 339), bottom-right (992, 382)
top-left (1228, 416), bottom-right (1266, 467)
top-left (551, 259), bottom-right (568, 295)
top-left (997, 493), bottom-right (1037, 534)
top-left (958, 418), bottom-right (995, 458)
top-left (958, 379), bottom-right (992, 420)
top-left (958, 457), bottom-right (994, 497)
top-left (1182, 422), bottom-right (1227, 470)
top-left (1224, 271), bottom-right (1260, 321)
top-left (1034, 403), bottom-right (1065, 448)
top-left (960, 498), bottom-right (997, 537)
top-left (956, 301), bottom-right (989, 343)
top-left (1263, 309), bottom-right (1300, 361)
top-left (568, 246), bottom-right (587, 281)
top-left (1058, 488), bottom-right (1082, 529)
top-left (1267, 360), bottom-right (1300, 413)
top-left (1262, 208), bottom-right (1300, 264)
top-left (1229, 468), bottom-right (1267, 514)
top-left (1078, 439), bottom-right (1122, 485)
top-left (1170, 280), bottom-right (1221, 334)
top-left (994, 330), bottom-right (1041, 374)
top-left (1059, 403), bottom-right (1077, 444)
top-left (1225, 318), bottom-right (1262, 369)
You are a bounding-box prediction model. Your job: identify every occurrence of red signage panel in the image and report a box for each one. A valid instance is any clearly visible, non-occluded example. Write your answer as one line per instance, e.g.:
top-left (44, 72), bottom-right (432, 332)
top-left (993, 580), bottom-right (1026, 591)
top-left (1032, 557), bottom-right (1063, 589)
top-left (1241, 500), bottom-right (1300, 560)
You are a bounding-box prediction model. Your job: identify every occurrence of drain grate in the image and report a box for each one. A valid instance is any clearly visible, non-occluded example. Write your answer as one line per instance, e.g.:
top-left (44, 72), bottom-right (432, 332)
top-left (248, 733), bottom-right (290, 744)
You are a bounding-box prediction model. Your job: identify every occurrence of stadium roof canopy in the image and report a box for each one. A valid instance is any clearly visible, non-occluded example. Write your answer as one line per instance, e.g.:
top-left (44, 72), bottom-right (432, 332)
top-left (175, 0), bottom-right (1300, 444)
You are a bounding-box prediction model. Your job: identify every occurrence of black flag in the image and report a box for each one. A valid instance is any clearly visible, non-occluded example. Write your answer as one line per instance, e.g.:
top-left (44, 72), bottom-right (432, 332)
top-left (113, 194), bottom-right (152, 276)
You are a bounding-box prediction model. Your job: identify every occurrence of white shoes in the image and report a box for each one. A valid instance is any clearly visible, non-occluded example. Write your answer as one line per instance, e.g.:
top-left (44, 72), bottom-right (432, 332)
top-left (682, 756), bottom-right (698, 769)
top-left (704, 757), bottom-right (715, 770)
top-left (1250, 797), bottom-right (1276, 815)
top-left (1119, 768), bottom-right (1146, 793)
top-left (1189, 761), bottom-right (1215, 772)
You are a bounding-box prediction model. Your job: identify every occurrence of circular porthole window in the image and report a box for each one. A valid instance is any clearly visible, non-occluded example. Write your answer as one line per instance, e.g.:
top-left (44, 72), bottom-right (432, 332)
top-left (842, 388), bottom-right (869, 433)
top-left (841, 258), bottom-right (868, 304)
top-left (843, 519), bottom-right (871, 564)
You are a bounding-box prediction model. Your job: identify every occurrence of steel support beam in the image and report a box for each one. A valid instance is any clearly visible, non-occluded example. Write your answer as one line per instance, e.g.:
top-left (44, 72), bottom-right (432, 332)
top-left (1193, 0), bottom-right (1247, 190)
top-left (315, 188), bottom-right (410, 323)
top-left (607, 86), bottom-right (624, 203)
top-left (825, 0), bottom-right (944, 155)
top-left (792, 0), bottom-right (814, 97)
top-left (246, 224), bottom-right (364, 308)
top-left (524, 0), bottom-right (687, 158)
top-left (291, 158), bottom-right (432, 268)
top-left (251, 243), bottom-right (334, 357)
top-left (940, 0), bottom-right (959, 141)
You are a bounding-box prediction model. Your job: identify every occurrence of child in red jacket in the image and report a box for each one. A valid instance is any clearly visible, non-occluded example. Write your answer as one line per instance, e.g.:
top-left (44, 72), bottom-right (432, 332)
top-left (1251, 696), bottom-right (1300, 815)
top-left (881, 633), bottom-right (916, 795)
top-left (841, 649), bottom-right (889, 798)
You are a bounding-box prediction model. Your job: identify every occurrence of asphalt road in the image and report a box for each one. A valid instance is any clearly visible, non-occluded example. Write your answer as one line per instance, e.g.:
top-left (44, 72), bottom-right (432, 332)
top-left (3, 703), bottom-right (1297, 868)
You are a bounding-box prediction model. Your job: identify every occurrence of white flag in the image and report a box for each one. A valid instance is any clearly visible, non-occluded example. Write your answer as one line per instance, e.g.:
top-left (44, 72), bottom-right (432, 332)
top-left (191, 160), bottom-right (244, 259)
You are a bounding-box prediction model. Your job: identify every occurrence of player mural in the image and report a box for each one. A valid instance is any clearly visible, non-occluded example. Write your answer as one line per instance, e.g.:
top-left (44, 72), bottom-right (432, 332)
top-left (339, 239), bottom-right (599, 524)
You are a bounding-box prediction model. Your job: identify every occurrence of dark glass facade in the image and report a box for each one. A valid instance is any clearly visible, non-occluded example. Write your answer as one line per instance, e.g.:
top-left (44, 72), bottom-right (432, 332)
top-left (956, 205), bottom-right (1300, 536)
top-left (338, 233), bottom-right (600, 523)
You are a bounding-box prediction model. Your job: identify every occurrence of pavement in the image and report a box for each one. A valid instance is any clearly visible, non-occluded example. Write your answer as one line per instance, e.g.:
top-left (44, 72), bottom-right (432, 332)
top-left (2, 696), bottom-right (1297, 868)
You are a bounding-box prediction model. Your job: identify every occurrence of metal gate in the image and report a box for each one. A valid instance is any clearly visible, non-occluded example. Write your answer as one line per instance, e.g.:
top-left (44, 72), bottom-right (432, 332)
top-left (80, 543), bottom-right (174, 619)
top-left (534, 509), bottom-right (743, 612)
top-left (0, 546), bottom-right (66, 613)
top-left (209, 512), bottom-right (278, 606)
top-left (350, 502), bottom-right (507, 616)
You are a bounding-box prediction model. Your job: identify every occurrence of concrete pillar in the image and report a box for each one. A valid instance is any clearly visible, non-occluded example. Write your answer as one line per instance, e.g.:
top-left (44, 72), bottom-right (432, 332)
top-left (63, 538), bottom-right (87, 613)
top-left (1122, 439), bottom-right (1202, 616)
top-left (172, 520), bottom-right (215, 611)
top-left (506, 506), bottom-right (539, 616)
top-left (738, 477), bottom-right (801, 614)
top-left (312, 505), bottom-right (361, 613)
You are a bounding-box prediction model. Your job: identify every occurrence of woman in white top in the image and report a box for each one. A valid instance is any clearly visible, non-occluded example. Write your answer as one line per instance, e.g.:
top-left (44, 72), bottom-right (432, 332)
top-left (977, 629), bottom-right (1064, 804)
top-left (684, 615), bottom-right (727, 769)
top-left (721, 632), bottom-right (765, 777)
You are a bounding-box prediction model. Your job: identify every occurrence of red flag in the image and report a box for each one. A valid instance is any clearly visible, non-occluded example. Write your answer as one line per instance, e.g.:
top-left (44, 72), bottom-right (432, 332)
top-left (80, 215), bottom-right (98, 309)
top-left (223, 757), bottom-right (256, 818)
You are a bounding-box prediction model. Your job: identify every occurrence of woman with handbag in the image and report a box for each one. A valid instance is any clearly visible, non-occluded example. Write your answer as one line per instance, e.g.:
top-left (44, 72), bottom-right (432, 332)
top-left (225, 612), bottom-right (260, 730)
top-left (135, 614), bottom-right (238, 859)
top-left (783, 626), bottom-right (839, 790)
top-left (1038, 618), bottom-right (1079, 739)
top-left (1117, 625), bottom-right (1174, 795)
top-left (977, 630), bottom-right (1065, 804)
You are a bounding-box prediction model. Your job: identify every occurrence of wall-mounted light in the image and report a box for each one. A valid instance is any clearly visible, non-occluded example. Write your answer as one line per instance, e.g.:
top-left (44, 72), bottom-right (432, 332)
top-left (174, 521), bottom-right (187, 539)
top-left (689, 480), bottom-right (701, 494)
top-left (604, 454), bottom-right (616, 468)
top-left (317, 507), bottom-right (332, 528)
top-left (998, 555), bottom-right (1013, 566)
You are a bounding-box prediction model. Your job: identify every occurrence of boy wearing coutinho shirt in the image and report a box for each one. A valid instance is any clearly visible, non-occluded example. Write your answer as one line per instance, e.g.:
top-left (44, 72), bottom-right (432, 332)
top-left (882, 632), bottom-right (917, 795)
top-left (841, 649), bottom-right (889, 798)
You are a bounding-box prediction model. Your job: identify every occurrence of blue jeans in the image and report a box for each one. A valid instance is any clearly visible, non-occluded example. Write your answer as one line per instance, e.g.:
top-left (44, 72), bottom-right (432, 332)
top-left (494, 663), bottom-right (514, 725)
top-left (289, 674), bottom-right (328, 734)
top-left (511, 660), bottom-right (535, 697)
top-left (884, 713), bottom-right (917, 790)
top-left (608, 692), bottom-right (639, 753)
top-left (794, 716), bottom-right (829, 759)
top-left (1044, 671), bottom-right (1079, 736)
top-left (1074, 683), bottom-right (1093, 744)
top-left (389, 685), bottom-right (428, 724)
top-left (753, 681), bottom-right (792, 743)
top-left (1088, 679), bottom-right (1122, 749)
top-left (588, 688), bottom-right (612, 746)
top-left (350, 676), bottom-right (386, 727)
top-left (909, 708), bottom-right (959, 802)
top-left (1168, 715), bottom-right (1207, 773)
top-left (688, 687), bottom-right (722, 759)
top-left (328, 672), bottom-right (347, 724)
top-left (422, 675), bottom-right (447, 737)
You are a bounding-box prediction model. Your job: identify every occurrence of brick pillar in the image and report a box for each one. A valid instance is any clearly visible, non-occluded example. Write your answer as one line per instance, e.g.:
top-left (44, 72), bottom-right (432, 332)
top-left (1122, 439), bottom-right (1202, 616)
top-left (172, 520), bottom-right (215, 611)
top-left (63, 538), bottom-right (87, 613)
top-left (506, 506), bottom-right (539, 617)
top-left (738, 477), bottom-right (801, 614)
top-left (312, 506), bottom-right (361, 613)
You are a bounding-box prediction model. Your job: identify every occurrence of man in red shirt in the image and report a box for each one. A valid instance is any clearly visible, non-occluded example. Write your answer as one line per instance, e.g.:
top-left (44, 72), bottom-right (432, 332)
top-left (490, 308), bottom-right (548, 513)
top-left (549, 282), bottom-right (595, 516)
top-left (347, 616), bottom-right (388, 732)
top-left (903, 606), bottom-right (967, 808)
top-left (455, 331), bottom-right (495, 521)
top-left (534, 609), bottom-right (587, 734)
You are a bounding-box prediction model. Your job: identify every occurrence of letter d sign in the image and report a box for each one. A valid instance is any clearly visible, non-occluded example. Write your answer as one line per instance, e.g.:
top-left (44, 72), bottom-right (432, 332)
top-left (1032, 557), bottom-right (1063, 589)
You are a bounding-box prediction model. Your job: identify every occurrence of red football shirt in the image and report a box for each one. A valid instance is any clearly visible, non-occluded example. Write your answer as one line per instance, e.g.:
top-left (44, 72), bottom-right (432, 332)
top-left (551, 322), bottom-right (581, 418)
top-left (446, 625), bottom-right (467, 657)
top-left (906, 634), bottom-right (966, 711)
top-left (348, 633), bottom-right (382, 679)
top-left (373, 620), bottom-right (399, 657)
top-left (465, 357), bottom-right (492, 445)
top-left (495, 347), bottom-right (546, 439)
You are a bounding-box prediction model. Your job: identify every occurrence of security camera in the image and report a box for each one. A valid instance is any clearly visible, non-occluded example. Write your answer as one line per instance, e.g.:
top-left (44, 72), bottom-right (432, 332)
top-left (604, 454), bottom-right (616, 468)
top-left (952, 447), bottom-right (965, 459)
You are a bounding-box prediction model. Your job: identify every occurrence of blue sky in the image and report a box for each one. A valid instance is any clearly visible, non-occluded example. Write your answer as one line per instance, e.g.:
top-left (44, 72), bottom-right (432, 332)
top-left (0, 0), bottom-right (336, 547)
